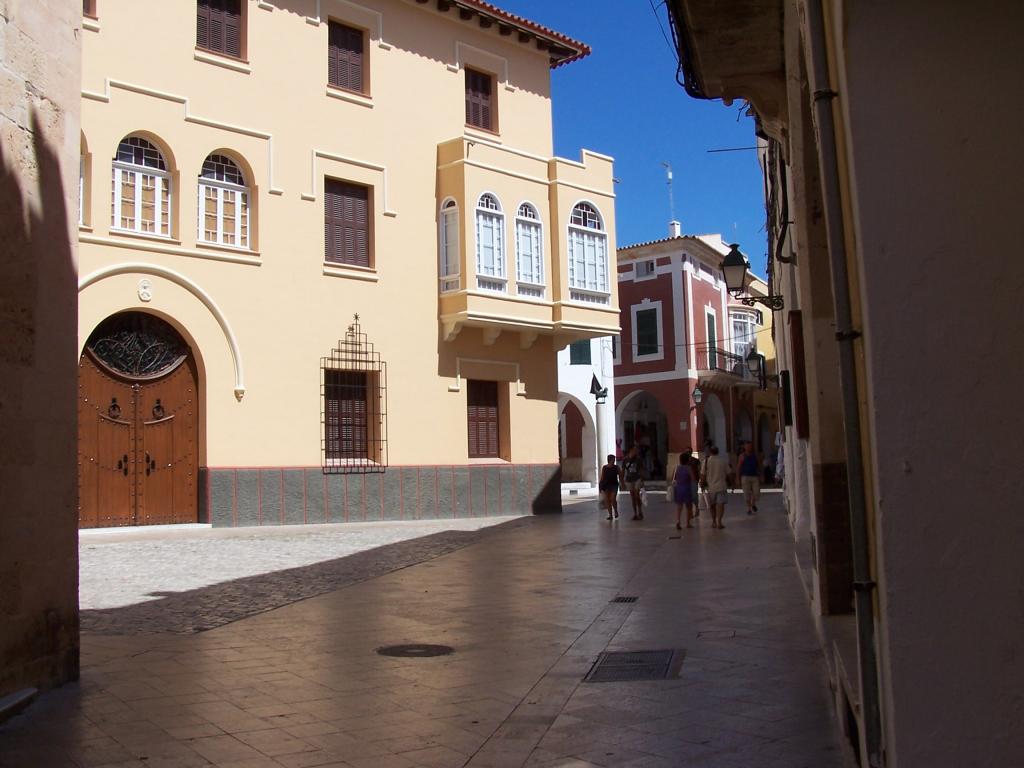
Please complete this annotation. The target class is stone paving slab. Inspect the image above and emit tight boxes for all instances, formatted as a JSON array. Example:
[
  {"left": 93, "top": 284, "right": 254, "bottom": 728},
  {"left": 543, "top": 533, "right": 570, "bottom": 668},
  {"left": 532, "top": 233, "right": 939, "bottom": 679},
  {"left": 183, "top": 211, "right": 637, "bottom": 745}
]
[{"left": 2, "top": 491, "right": 850, "bottom": 767}]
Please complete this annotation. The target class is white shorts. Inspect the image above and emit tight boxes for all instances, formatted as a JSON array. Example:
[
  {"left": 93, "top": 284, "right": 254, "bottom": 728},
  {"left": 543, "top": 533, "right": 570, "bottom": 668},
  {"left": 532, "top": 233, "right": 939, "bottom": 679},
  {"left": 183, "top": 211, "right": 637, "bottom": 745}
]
[{"left": 741, "top": 475, "right": 760, "bottom": 501}]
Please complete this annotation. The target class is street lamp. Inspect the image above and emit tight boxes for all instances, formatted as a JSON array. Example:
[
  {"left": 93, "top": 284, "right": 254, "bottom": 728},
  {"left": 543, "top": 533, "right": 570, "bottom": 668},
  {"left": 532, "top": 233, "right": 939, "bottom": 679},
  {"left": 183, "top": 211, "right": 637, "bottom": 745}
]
[
  {"left": 745, "top": 349, "right": 762, "bottom": 376},
  {"left": 721, "top": 243, "right": 785, "bottom": 310},
  {"left": 692, "top": 385, "right": 703, "bottom": 406},
  {"left": 590, "top": 374, "right": 608, "bottom": 405}
]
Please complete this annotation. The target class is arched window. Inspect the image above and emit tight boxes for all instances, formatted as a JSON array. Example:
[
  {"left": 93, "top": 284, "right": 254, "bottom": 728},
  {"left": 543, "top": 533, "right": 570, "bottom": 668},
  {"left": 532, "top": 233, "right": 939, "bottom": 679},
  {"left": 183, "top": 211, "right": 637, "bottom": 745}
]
[
  {"left": 567, "top": 202, "right": 608, "bottom": 301},
  {"left": 439, "top": 199, "right": 460, "bottom": 292},
  {"left": 515, "top": 202, "right": 543, "bottom": 297},
  {"left": 475, "top": 193, "right": 506, "bottom": 291},
  {"left": 112, "top": 136, "right": 171, "bottom": 236},
  {"left": 198, "top": 153, "right": 250, "bottom": 249}
]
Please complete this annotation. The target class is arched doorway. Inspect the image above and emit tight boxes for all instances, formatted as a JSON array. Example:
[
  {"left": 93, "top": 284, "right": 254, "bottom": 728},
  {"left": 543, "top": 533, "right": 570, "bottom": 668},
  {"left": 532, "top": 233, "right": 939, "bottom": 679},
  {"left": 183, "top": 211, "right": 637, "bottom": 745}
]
[
  {"left": 558, "top": 400, "right": 587, "bottom": 482},
  {"left": 617, "top": 390, "right": 669, "bottom": 480},
  {"left": 701, "top": 391, "right": 727, "bottom": 454},
  {"left": 735, "top": 408, "right": 753, "bottom": 447},
  {"left": 78, "top": 312, "right": 199, "bottom": 528},
  {"left": 558, "top": 393, "right": 597, "bottom": 484}
]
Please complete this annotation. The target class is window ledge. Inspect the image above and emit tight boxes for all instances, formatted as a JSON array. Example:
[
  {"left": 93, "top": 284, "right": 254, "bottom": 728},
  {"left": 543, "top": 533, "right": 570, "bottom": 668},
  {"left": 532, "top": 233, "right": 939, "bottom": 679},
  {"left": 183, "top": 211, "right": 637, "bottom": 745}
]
[
  {"left": 326, "top": 86, "right": 373, "bottom": 109},
  {"left": 109, "top": 228, "right": 179, "bottom": 245},
  {"left": 78, "top": 224, "right": 93, "bottom": 233},
  {"left": 196, "top": 241, "right": 259, "bottom": 259},
  {"left": 324, "top": 458, "right": 383, "bottom": 469},
  {"left": 323, "top": 261, "right": 379, "bottom": 282},
  {"left": 465, "top": 125, "right": 500, "bottom": 142},
  {"left": 83, "top": 17, "right": 100, "bottom": 32},
  {"left": 194, "top": 49, "right": 251, "bottom": 74},
  {"left": 468, "top": 457, "right": 511, "bottom": 465}
]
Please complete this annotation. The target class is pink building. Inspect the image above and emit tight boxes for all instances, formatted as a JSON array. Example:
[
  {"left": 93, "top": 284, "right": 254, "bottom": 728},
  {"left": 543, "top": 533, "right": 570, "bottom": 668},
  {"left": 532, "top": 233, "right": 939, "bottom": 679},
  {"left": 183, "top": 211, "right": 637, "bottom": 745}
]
[{"left": 613, "top": 225, "right": 777, "bottom": 480}]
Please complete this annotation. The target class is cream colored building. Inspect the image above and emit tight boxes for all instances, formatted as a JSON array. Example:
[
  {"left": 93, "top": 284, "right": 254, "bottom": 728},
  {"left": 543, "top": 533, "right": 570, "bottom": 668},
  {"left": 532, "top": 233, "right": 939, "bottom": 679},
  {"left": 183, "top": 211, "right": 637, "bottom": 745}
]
[{"left": 77, "top": 0, "right": 618, "bottom": 528}]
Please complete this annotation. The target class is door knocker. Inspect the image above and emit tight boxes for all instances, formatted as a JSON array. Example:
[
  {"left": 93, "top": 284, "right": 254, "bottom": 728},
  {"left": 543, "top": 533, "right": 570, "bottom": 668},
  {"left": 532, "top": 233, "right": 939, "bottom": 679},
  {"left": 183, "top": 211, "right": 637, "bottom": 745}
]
[
  {"left": 152, "top": 399, "right": 165, "bottom": 419},
  {"left": 107, "top": 397, "right": 121, "bottom": 419}
]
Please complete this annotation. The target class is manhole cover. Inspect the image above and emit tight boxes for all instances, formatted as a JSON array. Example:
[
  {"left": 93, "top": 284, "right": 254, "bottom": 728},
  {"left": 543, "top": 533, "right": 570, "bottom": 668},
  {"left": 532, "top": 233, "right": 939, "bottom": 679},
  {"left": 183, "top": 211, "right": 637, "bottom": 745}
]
[
  {"left": 377, "top": 644, "right": 454, "bottom": 658},
  {"left": 610, "top": 596, "right": 639, "bottom": 603},
  {"left": 584, "top": 649, "right": 683, "bottom": 683}
]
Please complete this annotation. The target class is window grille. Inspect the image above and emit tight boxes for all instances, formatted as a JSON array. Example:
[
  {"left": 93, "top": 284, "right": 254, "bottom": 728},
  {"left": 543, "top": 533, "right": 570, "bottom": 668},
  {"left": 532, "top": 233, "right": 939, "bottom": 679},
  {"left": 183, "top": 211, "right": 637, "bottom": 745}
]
[
  {"left": 198, "top": 154, "right": 249, "bottom": 248},
  {"left": 111, "top": 136, "right": 171, "bottom": 237},
  {"left": 321, "top": 316, "right": 387, "bottom": 474}
]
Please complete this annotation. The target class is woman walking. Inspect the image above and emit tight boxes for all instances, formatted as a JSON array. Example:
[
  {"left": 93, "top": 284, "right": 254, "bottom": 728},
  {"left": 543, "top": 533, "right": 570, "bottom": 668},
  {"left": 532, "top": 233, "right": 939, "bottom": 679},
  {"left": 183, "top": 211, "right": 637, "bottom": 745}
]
[
  {"left": 598, "top": 454, "right": 622, "bottom": 521},
  {"left": 671, "top": 452, "right": 696, "bottom": 530}
]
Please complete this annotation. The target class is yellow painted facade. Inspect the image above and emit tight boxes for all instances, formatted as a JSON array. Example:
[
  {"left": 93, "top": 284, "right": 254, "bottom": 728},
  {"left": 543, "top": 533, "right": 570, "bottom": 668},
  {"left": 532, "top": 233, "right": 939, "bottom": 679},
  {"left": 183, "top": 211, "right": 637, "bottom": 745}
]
[{"left": 77, "top": 0, "right": 617, "bottom": 523}]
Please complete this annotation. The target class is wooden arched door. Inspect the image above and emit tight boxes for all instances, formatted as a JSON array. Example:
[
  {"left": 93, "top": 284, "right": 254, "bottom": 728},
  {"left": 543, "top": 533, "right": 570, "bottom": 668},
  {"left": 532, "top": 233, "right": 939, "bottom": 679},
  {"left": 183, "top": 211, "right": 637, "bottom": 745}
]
[{"left": 78, "top": 312, "right": 199, "bottom": 528}]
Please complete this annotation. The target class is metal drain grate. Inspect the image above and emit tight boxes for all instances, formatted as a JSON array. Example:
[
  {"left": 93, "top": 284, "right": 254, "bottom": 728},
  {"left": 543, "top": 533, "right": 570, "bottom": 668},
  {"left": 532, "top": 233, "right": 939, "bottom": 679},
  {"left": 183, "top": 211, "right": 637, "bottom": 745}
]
[
  {"left": 376, "top": 644, "right": 453, "bottom": 658},
  {"left": 610, "top": 596, "right": 639, "bottom": 603},
  {"left": 584, "top": 649, "right": 683, "bottom": 683}
]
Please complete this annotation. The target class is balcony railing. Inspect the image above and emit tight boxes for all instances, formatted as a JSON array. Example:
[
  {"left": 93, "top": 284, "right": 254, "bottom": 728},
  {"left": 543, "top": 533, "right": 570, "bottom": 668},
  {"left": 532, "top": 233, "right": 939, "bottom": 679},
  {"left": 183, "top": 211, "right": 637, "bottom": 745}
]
[{"left": 694, "top": 344, "right": 754, "bottom": 381}]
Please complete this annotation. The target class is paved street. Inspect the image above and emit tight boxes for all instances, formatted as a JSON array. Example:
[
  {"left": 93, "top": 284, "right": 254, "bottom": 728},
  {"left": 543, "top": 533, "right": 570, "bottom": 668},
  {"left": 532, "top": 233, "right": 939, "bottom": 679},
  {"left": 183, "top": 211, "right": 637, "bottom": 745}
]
[
  {"left": 2, "top": 491, "right": 847, "bottom": 767},
  {"left": 79, "top": 518, "right": 516, "bottom": 633}
]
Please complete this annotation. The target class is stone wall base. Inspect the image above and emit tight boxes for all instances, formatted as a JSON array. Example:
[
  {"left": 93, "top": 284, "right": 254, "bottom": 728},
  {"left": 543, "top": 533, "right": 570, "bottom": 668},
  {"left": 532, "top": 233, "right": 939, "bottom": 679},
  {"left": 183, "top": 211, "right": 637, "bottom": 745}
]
[{"left": 200, "top": 464, "right": 561, "bottom": 526}]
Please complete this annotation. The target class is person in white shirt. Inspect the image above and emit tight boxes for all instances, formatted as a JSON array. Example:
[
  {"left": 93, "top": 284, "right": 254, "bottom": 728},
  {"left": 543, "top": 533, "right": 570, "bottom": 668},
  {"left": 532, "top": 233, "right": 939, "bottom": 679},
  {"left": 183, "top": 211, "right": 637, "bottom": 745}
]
[{"left": 701, "top": 445, "right": 731, "bottom": 529}]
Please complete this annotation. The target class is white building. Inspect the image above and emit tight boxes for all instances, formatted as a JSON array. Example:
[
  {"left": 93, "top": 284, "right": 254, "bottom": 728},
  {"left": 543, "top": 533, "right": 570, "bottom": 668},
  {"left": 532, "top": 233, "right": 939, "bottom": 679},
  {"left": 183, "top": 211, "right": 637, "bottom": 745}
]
[{"left": 557, "top": 337, "right": 617, "bottom": 492}]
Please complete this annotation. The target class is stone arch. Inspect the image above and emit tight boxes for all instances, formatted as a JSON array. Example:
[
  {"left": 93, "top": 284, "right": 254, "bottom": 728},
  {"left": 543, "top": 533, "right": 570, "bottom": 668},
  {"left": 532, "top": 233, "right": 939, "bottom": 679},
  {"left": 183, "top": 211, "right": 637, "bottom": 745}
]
[
  {"left": 615, "top": 388, "right": 669, "bottom": 480},
  {"left": 78, "top": 262, "right": 246, "bottom": 400}
]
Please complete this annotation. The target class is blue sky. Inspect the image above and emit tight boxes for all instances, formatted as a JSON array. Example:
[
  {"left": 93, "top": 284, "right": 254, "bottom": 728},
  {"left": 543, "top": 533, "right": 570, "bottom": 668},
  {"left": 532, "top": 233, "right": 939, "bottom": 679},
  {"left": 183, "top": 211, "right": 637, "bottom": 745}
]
[{"left": 497, "top": 0, "right": 767, "bottom": 277}]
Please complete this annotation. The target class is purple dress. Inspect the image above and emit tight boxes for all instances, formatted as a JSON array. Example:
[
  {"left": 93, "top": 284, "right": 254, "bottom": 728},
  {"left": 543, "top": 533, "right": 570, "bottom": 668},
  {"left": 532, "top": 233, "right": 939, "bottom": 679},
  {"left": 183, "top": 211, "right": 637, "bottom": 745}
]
[{"left": 673, "top": 464, "right": 694, "bottom": 505}]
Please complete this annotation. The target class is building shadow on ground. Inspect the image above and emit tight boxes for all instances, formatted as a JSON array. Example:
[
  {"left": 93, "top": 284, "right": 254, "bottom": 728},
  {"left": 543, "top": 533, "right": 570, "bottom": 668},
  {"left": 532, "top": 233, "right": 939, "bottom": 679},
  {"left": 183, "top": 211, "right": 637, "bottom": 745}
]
[{"left": 81, "top": 521, "right": 529, "bottom": 635}]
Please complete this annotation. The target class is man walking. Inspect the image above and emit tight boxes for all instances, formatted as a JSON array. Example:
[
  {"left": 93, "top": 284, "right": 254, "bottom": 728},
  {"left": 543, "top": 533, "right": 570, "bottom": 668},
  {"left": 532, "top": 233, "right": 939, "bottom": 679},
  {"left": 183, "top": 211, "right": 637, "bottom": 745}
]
[
  {"left": 739, "top": 441, "right": 761, "bottom": 515},
  {"left": 701, "top": 445, "right": 730, "bottom": 529}
]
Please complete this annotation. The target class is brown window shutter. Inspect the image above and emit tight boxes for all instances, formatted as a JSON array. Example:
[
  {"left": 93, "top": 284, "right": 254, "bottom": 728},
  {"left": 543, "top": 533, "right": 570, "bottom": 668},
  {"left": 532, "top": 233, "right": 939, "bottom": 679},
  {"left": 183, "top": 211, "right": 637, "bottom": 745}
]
[
  {"left": 465, "top": 69, "right": 492, "bottom": 130},
  {"left": 788, "top": 310, "right": 810, "bottom": 439},
  {"left": 198, "top": 0, "right": 241, "bottom": 57},
  {"left": 325, "top": 372, "right": 368, "bottom": 459},
  {"left": 467, "top": 380, "right": 499, "bottom": 458},
  {"left": 329, "top": 22, "right": 364, "bottom": 93},
  {"left": 224, "top": 1, "right": 241, "bottom": 57},
  {"left": 197, "top": 0, "right": 211, "bottom": 49},
  {"left": 325, "top": 179, "right": 369, "bottom": 267}
]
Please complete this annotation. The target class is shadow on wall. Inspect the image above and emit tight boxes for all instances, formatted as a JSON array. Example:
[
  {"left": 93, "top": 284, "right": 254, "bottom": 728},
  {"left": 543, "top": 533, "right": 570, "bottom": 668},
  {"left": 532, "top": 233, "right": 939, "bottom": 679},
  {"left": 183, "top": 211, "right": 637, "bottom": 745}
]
[{"left": 0, "top": 110, "right": 80, "bottom": 695}]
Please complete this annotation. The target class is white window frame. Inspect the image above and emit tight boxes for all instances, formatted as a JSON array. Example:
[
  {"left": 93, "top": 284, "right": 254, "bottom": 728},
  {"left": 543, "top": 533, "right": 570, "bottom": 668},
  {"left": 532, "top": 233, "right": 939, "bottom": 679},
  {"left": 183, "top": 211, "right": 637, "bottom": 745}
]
[
  {"left": 635, "top": 259, "right": 656, "bottom": 280},
  {"left": 474, "top": 192, "right": 506, "bottom": 292},
  {"left": 631, "top": 300, "right": 664, "bottom": 363},
  {"left": 111, "top": 149, "right": 171, "bottom": 238},
  {"left": 197, "top": 157, "right": 250, "bottom": 249},
  {"left": 439, "top": 198, "right": 460, "bottom": 292},
  {"left": 729, "top": 309, "right": 757, "bottom": 359},
  {"left": 567, "top": 201, "right": 609, "bottom": 303},
  {"left": 705, "top": 307, "right": 718, "bottom": 369},
  {"left": 514, "top": 201, "right": 544, "bottom": 298}
]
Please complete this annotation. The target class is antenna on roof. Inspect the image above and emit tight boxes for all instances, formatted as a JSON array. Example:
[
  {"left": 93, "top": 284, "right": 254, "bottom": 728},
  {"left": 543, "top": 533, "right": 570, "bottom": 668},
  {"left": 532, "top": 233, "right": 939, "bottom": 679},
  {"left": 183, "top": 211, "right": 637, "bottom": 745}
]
[{"left": 661, "top": 161, "right": 675, "bottom": 223}]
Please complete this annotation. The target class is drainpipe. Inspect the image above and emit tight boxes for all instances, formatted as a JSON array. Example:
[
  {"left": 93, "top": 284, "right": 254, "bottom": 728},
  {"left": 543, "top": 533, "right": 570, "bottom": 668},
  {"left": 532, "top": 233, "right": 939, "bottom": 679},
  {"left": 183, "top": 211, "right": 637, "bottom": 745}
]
[{"left": 804, "top": 1, "right": 883, "bottom": 765}]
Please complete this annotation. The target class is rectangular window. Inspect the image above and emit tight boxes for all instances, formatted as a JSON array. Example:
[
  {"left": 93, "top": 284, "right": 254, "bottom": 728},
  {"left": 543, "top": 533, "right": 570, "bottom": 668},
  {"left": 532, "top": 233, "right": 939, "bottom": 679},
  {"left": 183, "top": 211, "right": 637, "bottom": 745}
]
[
  {"left": 325, "top": 179, "right": 370, "bottom": 267},
  {"left": 636, "top": 260, "right": 655, "bottom": 277},
  {"left": 465, "top": 68, "right": 494, "bottom": 131},
  {"left": 83, "top": 0, "right": 97, "bottom": 17},
  {"left": 197, "top": 0, "right": 242, "bottom": 59},
  {"left": 325, "top": 371, "right": 368, "bottom": 460},
  {"left": 706, "top": 311, "right": 717, "bottom": 369},
  {"left": 467, "top": 380, "right": 499, "bottom": 458},
  {"left": 569, "top": 340, "right": 592, "bottom": 366},
  {"left": 328, "top": 21, "right": 365, "bottom": 94},
  {"left": 636, "top": 308, "right": 660, "bottom": 357}
]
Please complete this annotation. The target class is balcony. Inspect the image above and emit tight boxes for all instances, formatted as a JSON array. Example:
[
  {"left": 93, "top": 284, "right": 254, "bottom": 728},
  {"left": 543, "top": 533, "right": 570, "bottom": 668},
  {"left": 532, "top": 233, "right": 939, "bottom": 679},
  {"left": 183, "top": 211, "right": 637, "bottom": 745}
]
[
  {"left": 436, "top": 137, "right": 620, "bottom": 348},
  {"left": 694, "top": 344, "right": 757, "bottom": 387}
]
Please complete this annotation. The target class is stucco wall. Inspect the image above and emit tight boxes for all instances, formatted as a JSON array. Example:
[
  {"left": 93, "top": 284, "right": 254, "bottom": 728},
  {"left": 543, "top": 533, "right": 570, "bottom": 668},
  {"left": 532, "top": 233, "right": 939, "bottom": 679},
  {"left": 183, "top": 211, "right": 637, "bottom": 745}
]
[
  {"left": 833, "top": 1, "right": 1024, "bottom": 765},
  {"left": 77, "top": 0, "right": 615, "bottom": 497},
  {"left": 0, "top": 0, "right": 81, "bottom": 695}
]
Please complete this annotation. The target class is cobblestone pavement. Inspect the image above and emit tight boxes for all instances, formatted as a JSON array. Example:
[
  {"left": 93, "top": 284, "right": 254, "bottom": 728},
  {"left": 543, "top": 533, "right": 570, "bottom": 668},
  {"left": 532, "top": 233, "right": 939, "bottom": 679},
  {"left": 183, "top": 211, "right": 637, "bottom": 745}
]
[
  {"left": 80, "top": 518, "right": 522, "bottom": 634},
  {"left": 3, "top": 491, "right": 849, "bottom": 767}
]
